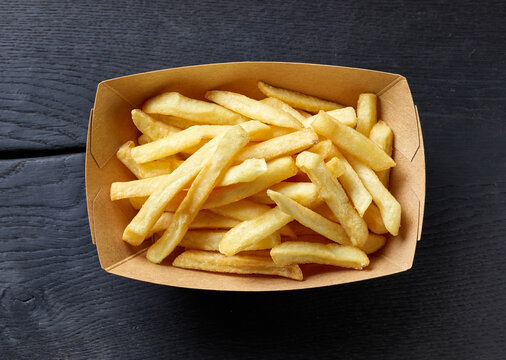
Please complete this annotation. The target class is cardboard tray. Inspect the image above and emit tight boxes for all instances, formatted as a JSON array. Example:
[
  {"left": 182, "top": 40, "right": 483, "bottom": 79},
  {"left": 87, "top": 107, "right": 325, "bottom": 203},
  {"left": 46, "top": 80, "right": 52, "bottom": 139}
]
[{"left": 85, "top": 62, "right": 425, "bottom": 291}]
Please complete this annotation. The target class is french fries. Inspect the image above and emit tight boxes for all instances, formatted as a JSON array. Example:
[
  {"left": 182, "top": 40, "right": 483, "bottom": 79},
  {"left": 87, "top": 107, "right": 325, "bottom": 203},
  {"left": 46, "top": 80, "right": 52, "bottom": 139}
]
[
  {"left": 248, "top": 182, "right": 321, "bottom": 207},
  {"left": 363, "top": 204, "right": 388, "bottom": 234},
  {"left": 369, "top": 120, "right": 393, "bottom": 187},
  {"left": 147, "top": 126, "right": 250, "bottom": 263},
  {"left": 356, "top": 93, "right": 377, "bottom": 136},
  {"left": 234, "top": 128, "right": 318, "bottom": 163},
  {"left": 143, "top": 92, "right": 245, "bottom": 125},
  {"left": 346, "top": 155, "right": 401, "bottom": 235},
  {"left": 304, "top": 107, "right": 357, "bottom": 128},
  {"left": 296, "top": 151, "right": 369, "bottom": 247},
  {"left": 271, "top": 242, "right": 369, "bottom": 270},
  {"left": 206, "top": 90, "right": 303, "bottom": 129},
  {"left": 147, "top": 211, "right": 240, "bottom": 237},
  {"left": 311, "top": 111, "right": 395, "bottom": 171},
  {"left": 260, "top": 97, "right": 307, "bottom": 123},
  {"left": 268, "top": 190, "right": 350, "bottom": 245},
  {"left": 179, "top": 230, "right": 281, "bottom": 251},
  {"left": 209, "top": 199, "right": 296, "bottom": 238},
  {"left": 328, "top": 146, "right": 372, "bottom": 216},
  {"left": 203, "top": 156, "right": 298, "bottom": 209},
  {"left": 111, "top": 81, "right": 403, "bottom": 281},
  {"left": 219, "top": 207, "right": 293, "bottom": 256},
  {"left": 122, "top": 130, "right": 233, "bottom": 245},
  {"left": 132, "top": 109, "right": 180, "bottom": 140},
  {"left": 258, "top": 81, "right": 344, "bottom": 112},
  {"left": 173, "top": 250, "right": 303, "bottom": 280}
]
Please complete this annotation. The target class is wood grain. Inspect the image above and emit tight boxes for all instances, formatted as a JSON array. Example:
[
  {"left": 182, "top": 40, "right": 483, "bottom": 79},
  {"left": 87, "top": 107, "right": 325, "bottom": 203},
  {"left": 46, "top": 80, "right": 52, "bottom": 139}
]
[{"left": 0, "top": 0, "right": 505, "bottom": 359}]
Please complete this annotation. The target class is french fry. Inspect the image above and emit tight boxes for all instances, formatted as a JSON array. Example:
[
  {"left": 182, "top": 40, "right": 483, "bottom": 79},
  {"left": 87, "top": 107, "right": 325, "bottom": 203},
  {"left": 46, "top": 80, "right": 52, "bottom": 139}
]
[
  {"left": 312, "top": 203, "right": 339, "bottom": 223},
  {"left": 179, "top": 230, "right": 281, "bottom": 251},
  {"left": 307, "top": 139, "right": 333, "bottom": 159},
  {"left": 218, "top": 158, "right": 267, "bottom": 186},
  {"left": 219, "top": 207, "right": 294, "bottom": 256},
  {"left": 346, "top": 155, "right": 401, "bottom": 235},
  {"left": 131, "top": 121, "right": 271, "bottom": 163},
  {"left": 325, "top": 157, "right": 346, "bottom": 178},
  {"left": 269, "top": 125, "right": 296, "bottom": 137},
  {"left": 203, "top": 156, "right": 298, "bottom": 209},
  {"left": 122, "top": 130, "right": 232, "bottom": 245},
  {"left": 140, "top": 158, "right": 184, "bottom": 178},
  {"left": 173, "top": 250, "right": 303, "bottom": 280},
  {"left": 143, "top": 92, "right": 245, "bottom": 125},
  {"left": 116, "top": 141, "right": 144, "bottom": 179},
  {"left": 132, "top": 109, "right": 180, "bottom": 140},
  {"left": 268, "top": 190, "right": 350, "bottom": 245},
  {"left": 234, "top": 128, "right": 318, "bottom": 163},
  {"left": 137, "top": 134, "right": 151, "bottom": 145},
  {"left": 128, "top": 193, "right": 185, "bottom": 212},
  {"left": 131, "top": 127, "right": 206, "bottom": 163},
  {"left": 304, "top": 107, "right": 357, "bottom": 128},
  {"left": 369, "top": 120, "right": 394, "bottom": 187},
  {"left": 249, "top": 182, "right": 321, "bottom": 208},
  {"left": 356, "top": 93, "right": 377, "bottom": 136},
  {"left": 296, "top": 151, "right": 369, "bottom": 247},
  {"left": 270, "top": 242, "right": 369, "bottom": 269},
  {"left": 258, "top": 81, "right": 344, "bottom": 113},
  {"left": 363, "top": 204, "right": 388, "bottom": 234},
  {"left": 260, "top": 97, "right": 307, "bottom": 123},
  {"left": 296, "top": 109, "right": 312, "bottom": 118},
  {"left": 209, "top": 199, "right": 296, "bottom": 238},
  {"left": 329, "top": 146, "right": 372, "bottom": 216},
  {"left": 311, "top": 111, "right": 395, "bottom": 171},
  {"left": 147, "top": 211, "right": 240, "bottom": 237},
  {"left": 205, "top": 90, "right": 303, "bottom": 129},
  {"left": 147, "top": 126, "right": 250, "bottom": 263},
  {"left": 361, "top": 233, "right": 386, "bottom": 255},
  {"left": 150, "top": 114, "right": 200, "bottom": 129}
]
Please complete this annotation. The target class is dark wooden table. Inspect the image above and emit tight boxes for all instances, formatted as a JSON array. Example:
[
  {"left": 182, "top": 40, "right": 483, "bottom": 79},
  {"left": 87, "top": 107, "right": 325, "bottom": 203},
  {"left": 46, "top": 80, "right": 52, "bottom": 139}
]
[{"left": 1, "top": 1, "right": 505, "bottom": 359}]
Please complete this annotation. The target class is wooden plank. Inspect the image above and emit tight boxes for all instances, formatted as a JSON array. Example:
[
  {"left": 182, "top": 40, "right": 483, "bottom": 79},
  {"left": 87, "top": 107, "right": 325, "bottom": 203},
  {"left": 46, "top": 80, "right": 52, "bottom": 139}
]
[
  {"left": 0, "top": 0, "right": 505, "bottom": 153},
  {"left": 0, "top": 157, "right": 505, "bottom": 358}
]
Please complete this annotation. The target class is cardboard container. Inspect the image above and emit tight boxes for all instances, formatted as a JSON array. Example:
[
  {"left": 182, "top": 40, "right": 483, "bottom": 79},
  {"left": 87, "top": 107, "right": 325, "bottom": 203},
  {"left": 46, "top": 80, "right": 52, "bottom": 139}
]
[{"left": 86, "top": 62, "right": 425, "bottom": 291}]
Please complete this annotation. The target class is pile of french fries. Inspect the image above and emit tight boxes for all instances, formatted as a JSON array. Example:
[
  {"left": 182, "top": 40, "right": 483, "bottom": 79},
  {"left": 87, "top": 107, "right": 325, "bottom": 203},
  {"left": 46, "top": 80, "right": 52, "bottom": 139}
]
[{"left": 110, "top": 81, "right": 400, "bottom": 281}]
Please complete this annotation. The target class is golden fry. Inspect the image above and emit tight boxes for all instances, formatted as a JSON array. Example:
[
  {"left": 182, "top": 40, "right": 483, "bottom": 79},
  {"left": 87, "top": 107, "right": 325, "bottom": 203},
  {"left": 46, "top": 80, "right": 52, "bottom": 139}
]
[
  {"left": 369, "top": 120, "right": 394, "bottom": 187},
  {"left": 205, "top": 90, "right": 303, "bottom": 129},
  {"left": 271, "top": 241, "right": 369, "bottom": 269},
  {"left": 209, "top": 199, "right": 296, "bottom": 238},
  {"left": 132, "top": 109, "right": 180, "bottom": 140},
  {"left": 258, "top": 81, "right": 344, "bottom": 113},
  {"left": 268, "top": 190, "right": 350, "bottom": 245},
  {"left": 307, "top": 139, "right": 333, "bottom": 159},
  {"left": 296, "top": 151, "right": 369, "bottom": 247},
  {"left": 147, "top": 126, "right": 250, "bottom": 263},
  {"left": 346, "top": 155, "right": 401, "bottom": 235},
  {"left": 311, "top": 111, "right": 395, "bottom": 171},
  {"left": 356, "top": 93, "right": 377, "bottom": 136},
  {"left": 137, "top": 134, "right": 151, "bottom": 145},
  {"left": 122, "top": 130, "right": 232, "bottom": 245},
  {"left": 143, "top": 91, "right": 245, "bottom": 124},
  {"left": 219, "top": 207, "right": 293, "bottom": 256},
  {"left": 203, "top": 156, "right": 298, "bottom": 209},
  {"left": 179, "top": 230, "right": 280, "bottom": 251},
  {"left": 218, "top": 158, "right": 267, "bottom": 186},
  {"left": 304, "top": 107, "right": 357, "bottom": 128},
  {"left": 260, "top": 97, "right": 307, "bottom": 123},
  {"left": 361, "top": 233, "right": 387, "bottom": 255},
  {"left": 173, "top": 250, "right": 303, "bottom": 280},
  {"left": 325, "top": 157, "right": 346, "bottom": 178},
  {"left": 363, "top": 204, "right": 388, "bottom": 234},
  {"left": 234, "top": 128, "right": 318, "bottom": 163},
  {"left": 249, "top": 182, "right": 321, "bottom": 208},
  {"left": 328, "top": 146, "right": 372, "bottom": 216}
]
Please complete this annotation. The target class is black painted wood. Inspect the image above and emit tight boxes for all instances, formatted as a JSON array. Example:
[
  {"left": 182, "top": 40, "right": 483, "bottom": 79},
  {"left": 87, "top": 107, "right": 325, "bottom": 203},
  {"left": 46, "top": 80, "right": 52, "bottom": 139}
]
[{"left": 0, "top": 1, "right": 505, "bottom": 359}]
